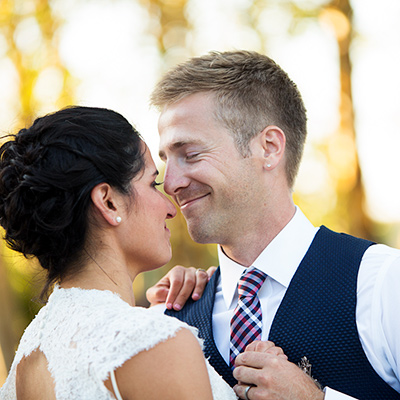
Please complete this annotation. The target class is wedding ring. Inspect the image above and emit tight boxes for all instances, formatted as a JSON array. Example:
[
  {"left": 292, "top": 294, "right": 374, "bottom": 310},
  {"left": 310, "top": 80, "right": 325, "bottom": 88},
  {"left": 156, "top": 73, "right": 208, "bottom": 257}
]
[
  {"left": 196, "top": 268, "right": 207, "bottom": 274},
  {"left": 244, "top": 385, "right": 253, "bottom": 400}
]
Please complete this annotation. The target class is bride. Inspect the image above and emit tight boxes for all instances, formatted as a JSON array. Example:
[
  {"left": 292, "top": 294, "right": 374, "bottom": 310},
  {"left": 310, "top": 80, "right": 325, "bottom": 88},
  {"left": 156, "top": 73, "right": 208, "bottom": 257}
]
[{"left": 0, "top": 106, "right": 237, "bottom": 399}]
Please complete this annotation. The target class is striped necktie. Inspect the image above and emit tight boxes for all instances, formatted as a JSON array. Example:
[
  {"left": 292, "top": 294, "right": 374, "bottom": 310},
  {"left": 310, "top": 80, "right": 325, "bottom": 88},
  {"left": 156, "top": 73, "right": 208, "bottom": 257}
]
[{"left": 229, "top": 267, "right": 267, "bottom": 369}]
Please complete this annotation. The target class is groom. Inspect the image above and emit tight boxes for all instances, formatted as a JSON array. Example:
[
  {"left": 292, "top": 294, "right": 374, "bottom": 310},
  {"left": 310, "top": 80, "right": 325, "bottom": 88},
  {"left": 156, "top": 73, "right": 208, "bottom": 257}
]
[{"left": 148, "top": 50, "right": 400, "bottom": 400}]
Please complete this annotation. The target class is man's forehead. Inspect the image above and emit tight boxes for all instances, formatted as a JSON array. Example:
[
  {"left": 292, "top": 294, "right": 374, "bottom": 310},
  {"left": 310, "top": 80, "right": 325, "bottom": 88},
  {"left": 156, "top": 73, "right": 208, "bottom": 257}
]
[{"left": 158, "top": 92, "right": 215, "bottom": 127}]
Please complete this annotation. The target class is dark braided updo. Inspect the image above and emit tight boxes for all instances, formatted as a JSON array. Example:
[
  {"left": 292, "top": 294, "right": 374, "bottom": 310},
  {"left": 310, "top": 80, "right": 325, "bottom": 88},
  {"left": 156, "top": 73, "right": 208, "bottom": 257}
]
[{"left": 0, "top": 106, "right": 145, "bottom": 297}]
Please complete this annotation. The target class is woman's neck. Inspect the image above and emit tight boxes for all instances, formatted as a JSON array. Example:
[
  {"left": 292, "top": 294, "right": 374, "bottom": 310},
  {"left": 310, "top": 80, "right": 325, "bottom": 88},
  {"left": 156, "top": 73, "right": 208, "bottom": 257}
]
[{"left": 59, "top": 252, "right": 137, "bottom": 306}]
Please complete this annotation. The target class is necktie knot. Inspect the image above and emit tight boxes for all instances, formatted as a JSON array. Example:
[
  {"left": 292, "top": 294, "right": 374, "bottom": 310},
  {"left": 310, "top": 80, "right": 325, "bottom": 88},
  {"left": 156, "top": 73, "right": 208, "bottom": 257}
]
[{"left": 238, "top": 268, "right": 267, "bottom": 298}]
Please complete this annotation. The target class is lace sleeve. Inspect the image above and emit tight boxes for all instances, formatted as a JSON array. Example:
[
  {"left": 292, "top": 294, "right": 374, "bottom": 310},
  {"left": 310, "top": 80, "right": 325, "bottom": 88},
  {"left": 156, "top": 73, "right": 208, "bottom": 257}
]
[
  {"left": 0, "top": 288, "right": 237, "bottom": 400},
  {"left": 81, "top": 302, "right": 201, "bottom": 381},
  {"left": 98, "top": 305, "right": 237, "bottom": 400}
]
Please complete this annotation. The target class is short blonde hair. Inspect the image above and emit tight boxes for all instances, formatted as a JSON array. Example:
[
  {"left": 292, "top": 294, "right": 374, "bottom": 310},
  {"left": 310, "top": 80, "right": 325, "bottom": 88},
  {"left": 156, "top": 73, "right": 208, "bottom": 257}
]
[{"left": 151, "top": 50, "right": 307, "bottom": 188}]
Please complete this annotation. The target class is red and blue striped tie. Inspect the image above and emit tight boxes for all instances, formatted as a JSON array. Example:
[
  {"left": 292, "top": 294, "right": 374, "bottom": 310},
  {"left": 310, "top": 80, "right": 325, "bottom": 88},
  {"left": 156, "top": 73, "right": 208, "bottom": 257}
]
[{"left": 230, "top": 268, "right": 267, "bottom": 369}]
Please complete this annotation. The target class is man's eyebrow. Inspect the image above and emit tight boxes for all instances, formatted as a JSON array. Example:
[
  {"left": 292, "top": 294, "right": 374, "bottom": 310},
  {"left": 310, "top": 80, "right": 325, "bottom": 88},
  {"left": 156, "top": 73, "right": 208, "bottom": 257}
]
[{"left": 159, "top": 140, "right": 203, "bottom": 159}]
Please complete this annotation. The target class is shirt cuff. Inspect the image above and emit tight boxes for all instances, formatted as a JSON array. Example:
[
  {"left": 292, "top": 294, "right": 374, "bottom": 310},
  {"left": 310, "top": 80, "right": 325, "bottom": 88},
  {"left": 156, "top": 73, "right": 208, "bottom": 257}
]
[{"left": 323, "top": 387, "right": 358, "bottom": 400}]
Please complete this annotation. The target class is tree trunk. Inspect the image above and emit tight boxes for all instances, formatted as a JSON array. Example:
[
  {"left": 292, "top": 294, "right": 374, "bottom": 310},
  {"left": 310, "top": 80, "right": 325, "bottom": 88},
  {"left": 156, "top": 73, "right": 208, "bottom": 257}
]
[{"left": 327, "top": 0, "right": 373, "bottom": 239}]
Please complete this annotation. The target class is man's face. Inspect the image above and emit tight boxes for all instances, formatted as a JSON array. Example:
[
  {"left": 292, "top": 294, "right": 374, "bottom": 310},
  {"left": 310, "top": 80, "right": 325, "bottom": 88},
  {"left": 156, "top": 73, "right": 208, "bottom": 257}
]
[{"left": 158, "top": 92, "right": 261, "bottom": 246}]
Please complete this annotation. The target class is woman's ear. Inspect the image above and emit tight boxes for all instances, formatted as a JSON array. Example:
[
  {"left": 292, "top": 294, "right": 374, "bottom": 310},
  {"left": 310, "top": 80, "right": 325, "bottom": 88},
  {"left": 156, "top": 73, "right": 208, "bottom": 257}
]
[
  {"left": 258, "top": 125, "right": 286, "bottom": 170},
  {"left": 90, "top": 183, "right": 122, "bottom": 226}
]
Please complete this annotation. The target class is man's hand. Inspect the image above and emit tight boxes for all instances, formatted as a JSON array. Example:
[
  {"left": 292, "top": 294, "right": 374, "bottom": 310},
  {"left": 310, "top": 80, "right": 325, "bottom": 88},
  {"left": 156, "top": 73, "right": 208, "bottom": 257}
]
[
  {"left": 233, "top": 347, "right": 324, "bottom": 400},
  {"left": 146, "top": 265, "right": 216, "bottom": 310}
]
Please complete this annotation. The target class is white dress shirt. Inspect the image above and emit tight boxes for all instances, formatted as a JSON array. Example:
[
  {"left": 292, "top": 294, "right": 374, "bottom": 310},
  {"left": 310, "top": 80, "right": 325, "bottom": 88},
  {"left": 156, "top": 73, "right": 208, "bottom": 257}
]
[{"left": 213, "top": 207, "right": 400, "bottom": 399}]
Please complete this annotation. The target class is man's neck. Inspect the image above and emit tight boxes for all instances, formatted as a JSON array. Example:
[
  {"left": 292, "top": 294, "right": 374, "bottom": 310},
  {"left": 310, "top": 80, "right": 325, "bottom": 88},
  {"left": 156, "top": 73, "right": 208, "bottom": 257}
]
[{"left": 221, "top": 204, "right": 296, "bottom": 267}]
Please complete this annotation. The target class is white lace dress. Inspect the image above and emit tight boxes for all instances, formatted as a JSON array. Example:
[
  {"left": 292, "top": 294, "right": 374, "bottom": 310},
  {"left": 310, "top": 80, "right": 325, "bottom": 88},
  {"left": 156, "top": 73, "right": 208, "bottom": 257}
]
[{"left": 0, "top": 286, "right": 237, "bottom": 400}]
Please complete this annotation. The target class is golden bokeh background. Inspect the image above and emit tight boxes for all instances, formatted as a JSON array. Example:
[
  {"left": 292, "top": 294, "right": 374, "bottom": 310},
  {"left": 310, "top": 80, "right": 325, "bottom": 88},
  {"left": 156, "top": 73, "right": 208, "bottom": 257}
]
[{"left": 1, "top": 0, "right": 400, "bottom": 384}]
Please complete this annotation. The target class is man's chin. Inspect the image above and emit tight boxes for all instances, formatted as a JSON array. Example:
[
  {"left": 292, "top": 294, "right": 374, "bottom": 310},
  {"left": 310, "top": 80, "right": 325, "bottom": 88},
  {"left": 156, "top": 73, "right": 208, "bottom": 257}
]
[{"left": 187, "top": 223, "right": 216, "bottom": 244}]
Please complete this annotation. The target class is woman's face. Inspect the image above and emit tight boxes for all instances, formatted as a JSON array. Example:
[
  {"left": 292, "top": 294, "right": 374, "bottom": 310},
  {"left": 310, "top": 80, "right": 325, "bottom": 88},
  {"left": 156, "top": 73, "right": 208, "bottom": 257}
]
[{"left": 119, "top": 146, "right": 177, "bottom": 273}]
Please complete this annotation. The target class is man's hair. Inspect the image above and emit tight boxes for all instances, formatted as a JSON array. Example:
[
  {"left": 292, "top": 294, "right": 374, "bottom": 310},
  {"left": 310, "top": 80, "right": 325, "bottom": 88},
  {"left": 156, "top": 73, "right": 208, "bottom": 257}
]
[{"left": 151, "top": 50, "right": 307, "bottom": 188}]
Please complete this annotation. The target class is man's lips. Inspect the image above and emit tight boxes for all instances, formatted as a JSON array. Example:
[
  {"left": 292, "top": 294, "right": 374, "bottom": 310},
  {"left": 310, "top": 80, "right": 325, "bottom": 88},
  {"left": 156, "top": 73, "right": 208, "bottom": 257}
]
[{"left": 178, "top": 194, "right": 209, "bottom": 209}]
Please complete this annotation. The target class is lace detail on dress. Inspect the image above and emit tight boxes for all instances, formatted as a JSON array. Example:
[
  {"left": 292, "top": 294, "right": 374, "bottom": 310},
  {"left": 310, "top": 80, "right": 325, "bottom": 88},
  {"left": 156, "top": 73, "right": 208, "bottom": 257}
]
[{"left": 0, "top": 286, "right": 236, "bottom": 400}]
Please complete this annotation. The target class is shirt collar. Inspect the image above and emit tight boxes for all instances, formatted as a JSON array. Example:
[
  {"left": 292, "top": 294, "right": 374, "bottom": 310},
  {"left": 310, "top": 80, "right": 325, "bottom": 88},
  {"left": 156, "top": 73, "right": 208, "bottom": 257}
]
[{"left": 218, "top": 207, "right": 319, "bottom": 309}]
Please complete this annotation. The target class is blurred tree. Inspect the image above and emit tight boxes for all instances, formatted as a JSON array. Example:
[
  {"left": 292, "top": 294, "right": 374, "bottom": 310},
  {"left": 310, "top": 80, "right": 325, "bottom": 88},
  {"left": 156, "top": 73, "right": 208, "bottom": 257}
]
[
  {"left": 138, "top": 0, "right": 193, "bottom": 69},
  {"left": 0, "top": 0, "right": 76, "bottom": 378},
  {"left": 288, "top": 0, "right": 374, "bottom": 240},
  {"left": 244, "top": 0, "right": 373, "bottom": 240},
  {"left": 0, "top": 0, "right": 76, "bottom": 125},
  {"left": 0, "top": 256, "right": 18, "bottom": 382},
  {"left": 320, "top": 0, "right": 373, "bottom": 239}
]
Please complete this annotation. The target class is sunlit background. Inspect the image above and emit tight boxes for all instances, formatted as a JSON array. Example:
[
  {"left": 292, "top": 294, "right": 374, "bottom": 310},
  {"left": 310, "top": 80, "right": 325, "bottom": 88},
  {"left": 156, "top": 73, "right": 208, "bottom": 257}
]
[{"left": 1, "top": 0, "right": 400, "bottom": 384}]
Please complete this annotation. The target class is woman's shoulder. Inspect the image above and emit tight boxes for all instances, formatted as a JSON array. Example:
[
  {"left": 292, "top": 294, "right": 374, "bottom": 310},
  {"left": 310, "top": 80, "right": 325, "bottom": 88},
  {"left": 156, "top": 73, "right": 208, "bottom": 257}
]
[
  {"left": 52, "top": 286, "right": 195, "bottom": 333},
  {"left": 48, "top": 286, "right": 195, "bottom": 333},
  {"left": 45, "top": 287, "right": 200, "bottom": 378}
]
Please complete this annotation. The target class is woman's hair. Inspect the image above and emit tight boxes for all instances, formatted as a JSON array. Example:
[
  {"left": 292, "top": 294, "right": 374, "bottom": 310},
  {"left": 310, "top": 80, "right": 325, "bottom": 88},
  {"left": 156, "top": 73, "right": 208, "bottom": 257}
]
[{"left": 0, "top": 106, "right": 145, "bottom": 298}]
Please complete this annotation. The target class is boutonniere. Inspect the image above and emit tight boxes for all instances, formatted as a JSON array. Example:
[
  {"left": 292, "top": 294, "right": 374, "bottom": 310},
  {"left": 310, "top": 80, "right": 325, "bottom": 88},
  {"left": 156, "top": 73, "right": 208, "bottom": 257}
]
[
  {"left": 298, "top": 356, "right": 322, "bottom": 389},
  {"left": 298, "top": 356, "right": 312, "bottom": 375}
]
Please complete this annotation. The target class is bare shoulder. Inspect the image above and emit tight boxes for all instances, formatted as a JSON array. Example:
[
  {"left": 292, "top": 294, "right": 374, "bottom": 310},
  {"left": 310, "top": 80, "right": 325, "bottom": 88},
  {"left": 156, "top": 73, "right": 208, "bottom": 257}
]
[
  {"left": 16, "top": 349, "right": 56, "bottom": 400},
  {"left": 111, "top": 327, "right": 213, "bottom": 400}
]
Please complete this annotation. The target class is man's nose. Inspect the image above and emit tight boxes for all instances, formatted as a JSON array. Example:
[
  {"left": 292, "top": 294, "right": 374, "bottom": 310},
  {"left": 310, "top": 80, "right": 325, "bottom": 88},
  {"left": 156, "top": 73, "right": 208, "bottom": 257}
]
[{"left": 163, "top": 162, "right": 190, "bottom": 196}]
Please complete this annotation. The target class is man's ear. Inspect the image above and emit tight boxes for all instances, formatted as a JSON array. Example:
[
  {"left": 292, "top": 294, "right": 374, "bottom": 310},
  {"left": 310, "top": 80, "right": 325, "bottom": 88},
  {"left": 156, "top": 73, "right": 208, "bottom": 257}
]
[
  {"left": 90, "top": 183, "right": 121, "bottom": 226},
  {"left": 258, "top": 125, "right": 286, "bottom": 170}
]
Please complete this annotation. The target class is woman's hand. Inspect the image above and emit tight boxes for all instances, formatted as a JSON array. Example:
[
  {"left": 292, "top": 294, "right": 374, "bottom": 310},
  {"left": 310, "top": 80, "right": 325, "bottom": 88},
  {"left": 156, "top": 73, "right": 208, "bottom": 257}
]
[
  {"left": 146, "top": 265, "right": 216, "bottom": 310},
  {"left": 243, "top": 341, "right": 288, "bottom": 359}
]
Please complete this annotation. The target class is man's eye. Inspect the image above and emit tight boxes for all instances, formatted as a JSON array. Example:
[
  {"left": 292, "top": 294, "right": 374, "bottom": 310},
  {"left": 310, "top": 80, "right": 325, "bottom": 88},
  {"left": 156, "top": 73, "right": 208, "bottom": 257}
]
[{"left": 186, "top": 153, "right": 199, "bottom": 160}]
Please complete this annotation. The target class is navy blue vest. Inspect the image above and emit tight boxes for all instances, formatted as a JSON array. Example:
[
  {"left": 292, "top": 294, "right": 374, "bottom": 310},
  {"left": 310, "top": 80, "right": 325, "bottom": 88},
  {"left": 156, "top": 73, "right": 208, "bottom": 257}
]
[{"left": 166, "top": 226, "right": 400, "bottom": 399}]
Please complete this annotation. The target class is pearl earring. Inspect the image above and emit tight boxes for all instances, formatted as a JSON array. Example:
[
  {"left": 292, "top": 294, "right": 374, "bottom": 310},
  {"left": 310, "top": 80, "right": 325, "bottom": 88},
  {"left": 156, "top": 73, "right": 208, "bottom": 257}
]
[
  {"left": 267, "top": 164, "right": 272, "bottom": 168},
  {"left": 116, "top": 216, "right": 122, "bottom": 223}
]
